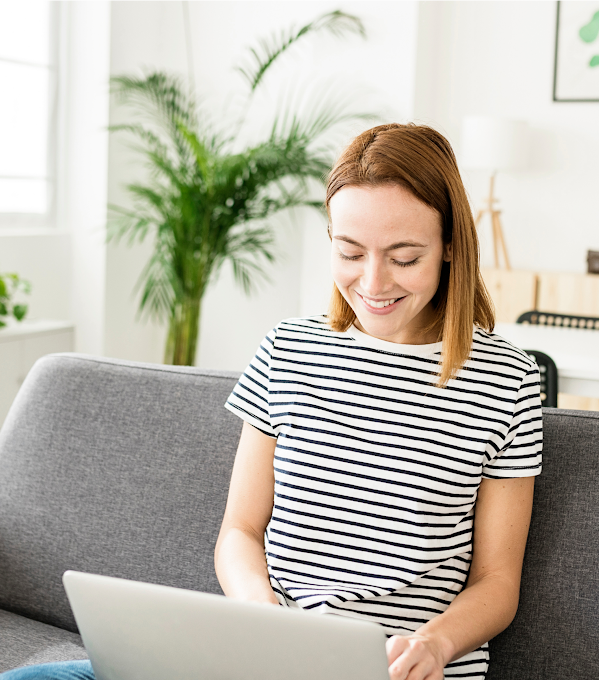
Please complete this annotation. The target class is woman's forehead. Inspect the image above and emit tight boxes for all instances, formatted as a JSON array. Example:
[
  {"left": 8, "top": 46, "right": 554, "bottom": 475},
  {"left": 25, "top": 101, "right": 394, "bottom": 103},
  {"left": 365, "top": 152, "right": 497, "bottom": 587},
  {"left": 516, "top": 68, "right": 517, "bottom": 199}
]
[{"left": 329, "top": 185, "right": 442, "bottom": 242}]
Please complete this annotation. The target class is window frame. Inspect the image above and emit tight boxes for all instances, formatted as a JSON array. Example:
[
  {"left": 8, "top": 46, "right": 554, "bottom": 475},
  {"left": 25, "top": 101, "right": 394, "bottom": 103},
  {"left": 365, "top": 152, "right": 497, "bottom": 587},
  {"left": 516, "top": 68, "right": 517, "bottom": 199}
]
[{"left": 0, "top": 1, "right": 60, "bottom": 230}]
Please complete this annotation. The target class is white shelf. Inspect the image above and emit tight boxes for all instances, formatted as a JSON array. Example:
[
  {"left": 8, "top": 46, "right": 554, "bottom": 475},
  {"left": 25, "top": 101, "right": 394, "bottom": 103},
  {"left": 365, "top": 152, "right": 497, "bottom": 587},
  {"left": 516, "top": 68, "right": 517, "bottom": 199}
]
[{"left": 0, "top": 318, "right": 75, "bottom": 342}]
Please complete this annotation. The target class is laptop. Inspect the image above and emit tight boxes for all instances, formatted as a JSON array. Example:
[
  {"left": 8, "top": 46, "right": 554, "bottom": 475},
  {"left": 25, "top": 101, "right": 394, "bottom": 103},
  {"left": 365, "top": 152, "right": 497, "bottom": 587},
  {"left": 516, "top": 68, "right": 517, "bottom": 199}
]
[{"left": 63, "top": 570, "right": 390, "bottom": 680}]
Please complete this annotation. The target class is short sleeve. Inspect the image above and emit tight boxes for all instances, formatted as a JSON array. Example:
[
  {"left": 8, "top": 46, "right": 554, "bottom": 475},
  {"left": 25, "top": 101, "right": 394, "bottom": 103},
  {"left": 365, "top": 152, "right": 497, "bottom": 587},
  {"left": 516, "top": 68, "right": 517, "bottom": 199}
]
[
  {"left": 482, "top": 365, "right": 543, "bottom": 479},
  {"left": 224, "top": 327, "right": 277, "bottom": 438}
]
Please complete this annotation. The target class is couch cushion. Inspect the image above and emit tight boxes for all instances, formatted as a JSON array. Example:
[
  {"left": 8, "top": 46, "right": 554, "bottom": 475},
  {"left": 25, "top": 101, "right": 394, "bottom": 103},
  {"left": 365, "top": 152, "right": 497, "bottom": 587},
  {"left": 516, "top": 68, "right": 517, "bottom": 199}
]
[
  {"left": 0, "top": 354, "right": 241, "bottom": 633},
  {"left": 0, "top": 609, "right": 87, "bottom": 672},
  {"left": 487, "top": 408, "right": 599, "bottom": 680}
]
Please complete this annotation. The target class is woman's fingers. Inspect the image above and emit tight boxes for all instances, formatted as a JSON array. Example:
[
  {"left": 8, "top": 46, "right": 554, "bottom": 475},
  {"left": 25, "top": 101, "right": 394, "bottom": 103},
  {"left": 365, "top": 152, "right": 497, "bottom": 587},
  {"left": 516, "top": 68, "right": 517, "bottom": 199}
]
[
  {"left": 386, "top": 635, "right": 444, "bottom": 680},
  {"left": 386, "top": 634, "right": 410, "bottom": 660}
]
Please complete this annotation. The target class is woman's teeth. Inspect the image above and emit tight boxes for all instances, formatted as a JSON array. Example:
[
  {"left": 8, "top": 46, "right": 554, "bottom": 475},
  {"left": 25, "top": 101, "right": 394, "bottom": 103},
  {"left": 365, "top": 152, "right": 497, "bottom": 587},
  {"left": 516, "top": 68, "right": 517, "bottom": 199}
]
[{"left": 364, "top": 297, "right": 399, "bottom": 308}]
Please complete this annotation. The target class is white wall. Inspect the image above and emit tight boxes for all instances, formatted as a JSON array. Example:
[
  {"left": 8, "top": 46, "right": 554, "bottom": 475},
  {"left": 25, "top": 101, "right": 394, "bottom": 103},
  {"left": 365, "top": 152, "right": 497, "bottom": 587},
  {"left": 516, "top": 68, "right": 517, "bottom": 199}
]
[
  {"left": 63, "top": 1, "right": 111, "bottom": 356},
  {"left": 414, "top": 1, "right": 599, "bottom": 273},
  {"left": 106, "top": 0, "right": 420, "bottom": 370}
]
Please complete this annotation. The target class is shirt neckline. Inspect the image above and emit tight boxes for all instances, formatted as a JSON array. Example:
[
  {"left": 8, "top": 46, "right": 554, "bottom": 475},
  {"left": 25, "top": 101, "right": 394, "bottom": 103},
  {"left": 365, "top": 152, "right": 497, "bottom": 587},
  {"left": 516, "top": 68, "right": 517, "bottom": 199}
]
[{"left": 347, "top": 324, "right": 443, "bottom": 357}]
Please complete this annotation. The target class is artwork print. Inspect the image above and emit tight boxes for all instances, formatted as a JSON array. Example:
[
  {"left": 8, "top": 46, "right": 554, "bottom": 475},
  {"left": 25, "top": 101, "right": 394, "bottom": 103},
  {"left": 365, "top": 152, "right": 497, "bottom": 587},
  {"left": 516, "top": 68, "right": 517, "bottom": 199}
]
[{"left": 554, "top": 1, "right": 599, "bottom": 101}]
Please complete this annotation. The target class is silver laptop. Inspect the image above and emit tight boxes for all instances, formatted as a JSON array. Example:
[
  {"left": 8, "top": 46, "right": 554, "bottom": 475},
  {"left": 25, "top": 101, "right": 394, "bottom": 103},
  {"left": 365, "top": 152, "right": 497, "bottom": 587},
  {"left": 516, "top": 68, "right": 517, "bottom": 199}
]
[{"left": 63, "top": 570, "right": 389, "bottom": 680}]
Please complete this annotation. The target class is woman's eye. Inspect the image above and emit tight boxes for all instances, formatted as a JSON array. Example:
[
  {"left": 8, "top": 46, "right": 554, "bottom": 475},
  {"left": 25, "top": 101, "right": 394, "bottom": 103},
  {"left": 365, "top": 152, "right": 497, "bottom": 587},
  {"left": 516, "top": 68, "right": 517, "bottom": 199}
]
[
  {"left": 338, "top": 253, "right": 419, "bottom": 266},
  {"left": 392, "top": 258, "right": 419, "bottom": 267}
]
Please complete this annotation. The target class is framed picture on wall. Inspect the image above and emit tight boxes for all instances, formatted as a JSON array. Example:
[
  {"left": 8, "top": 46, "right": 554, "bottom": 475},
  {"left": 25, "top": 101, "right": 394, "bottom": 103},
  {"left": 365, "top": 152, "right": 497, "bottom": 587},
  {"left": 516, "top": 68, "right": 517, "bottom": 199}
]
[{"left": 554, "top": 0, "right": 599, "bottom": 101}]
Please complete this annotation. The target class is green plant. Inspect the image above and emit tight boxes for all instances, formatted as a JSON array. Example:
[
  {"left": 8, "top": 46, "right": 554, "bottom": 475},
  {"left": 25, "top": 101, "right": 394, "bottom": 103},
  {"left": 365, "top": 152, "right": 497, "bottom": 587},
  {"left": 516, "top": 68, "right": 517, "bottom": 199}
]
[
  {"left": 0, "top": 273, "right": 30, "bottom": 327},
  {"left": 109, "top": 10, "right": 374, "bottom": 366}
]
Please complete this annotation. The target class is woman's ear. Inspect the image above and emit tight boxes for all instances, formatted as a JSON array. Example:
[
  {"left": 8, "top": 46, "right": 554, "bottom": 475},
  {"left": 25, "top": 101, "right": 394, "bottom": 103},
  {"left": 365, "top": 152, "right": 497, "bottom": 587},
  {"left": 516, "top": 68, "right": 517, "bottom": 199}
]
[{"left": 443, "top": 242, "right": 452, "bottom": 262}]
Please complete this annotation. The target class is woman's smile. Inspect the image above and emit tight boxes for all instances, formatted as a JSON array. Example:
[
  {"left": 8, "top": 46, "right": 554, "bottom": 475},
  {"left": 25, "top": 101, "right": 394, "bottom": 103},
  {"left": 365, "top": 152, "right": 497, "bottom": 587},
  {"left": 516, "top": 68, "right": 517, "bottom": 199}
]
[{"left": 356, "top": 292, "right": 406, "bottom": 314}]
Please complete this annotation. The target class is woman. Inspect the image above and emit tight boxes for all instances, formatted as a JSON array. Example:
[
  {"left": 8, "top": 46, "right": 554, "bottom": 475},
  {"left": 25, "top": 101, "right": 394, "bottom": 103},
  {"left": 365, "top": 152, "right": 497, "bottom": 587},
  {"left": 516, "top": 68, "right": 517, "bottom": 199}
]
[
  {"left": 0, "top": 123, "right": 542, "bottom": 680},
  {"left": 216, "top": 123, "right": 542, "bottom": 680}
]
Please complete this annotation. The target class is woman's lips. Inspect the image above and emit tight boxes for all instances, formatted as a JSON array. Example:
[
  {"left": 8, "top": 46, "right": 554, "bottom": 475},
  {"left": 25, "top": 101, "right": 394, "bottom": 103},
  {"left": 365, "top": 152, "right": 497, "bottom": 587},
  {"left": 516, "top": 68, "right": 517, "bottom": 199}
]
[{"left": 357, "top": 292, "right": 406, "bottom": 315}]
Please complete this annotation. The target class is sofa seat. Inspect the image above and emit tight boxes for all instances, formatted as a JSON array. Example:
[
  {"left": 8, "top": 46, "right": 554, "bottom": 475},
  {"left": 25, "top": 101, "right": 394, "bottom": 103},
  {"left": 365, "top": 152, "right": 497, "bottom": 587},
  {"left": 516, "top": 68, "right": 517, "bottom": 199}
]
[{"left": 0, "top": 609, "right": 87, "bottom": 673}]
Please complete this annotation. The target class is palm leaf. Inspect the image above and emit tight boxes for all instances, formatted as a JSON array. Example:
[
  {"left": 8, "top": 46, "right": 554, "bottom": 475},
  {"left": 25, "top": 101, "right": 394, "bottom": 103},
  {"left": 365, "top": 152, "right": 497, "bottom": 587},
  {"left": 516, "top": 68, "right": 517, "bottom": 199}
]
[
  {"left": 110, "top": 73, "right": 201, "bottom": 168},
  {"left": 235, "top": 10, "right": 366, "bottom": 92},
  {"left": 109, "top": 123, "right": 190, "bottom": 186},
  {"left": 107, "top": 204, "right": 157, "bottom": 245},
  {"left": 176, "top": 123, "right": 211, "bottom": 182},
  {"left": 111, "top": 72, "right": 197, "bottom": 130},
  {"left": 269, "top": 78, "right": 378, "bottom": 148},
  {"left": 135, "top": 248, "right": 176, "bottom": 322}
]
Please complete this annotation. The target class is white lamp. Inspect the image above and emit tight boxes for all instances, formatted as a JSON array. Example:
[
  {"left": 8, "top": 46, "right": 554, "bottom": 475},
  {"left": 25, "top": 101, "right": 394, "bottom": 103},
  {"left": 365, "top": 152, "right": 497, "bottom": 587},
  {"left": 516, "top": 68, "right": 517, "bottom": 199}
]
[{"left": 461, "top": 116, "right": 529, "bottom": 270}]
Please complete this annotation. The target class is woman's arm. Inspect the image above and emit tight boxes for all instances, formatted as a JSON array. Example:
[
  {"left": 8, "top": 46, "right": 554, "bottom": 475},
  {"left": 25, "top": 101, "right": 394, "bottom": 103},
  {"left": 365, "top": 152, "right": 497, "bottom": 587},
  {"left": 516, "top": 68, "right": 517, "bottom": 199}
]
[
  {"left": 214, "top": 421, "right": 279, "bottom": 605},
  {"left": 386, "top": 475, "right": 535, "bottom": 680}
]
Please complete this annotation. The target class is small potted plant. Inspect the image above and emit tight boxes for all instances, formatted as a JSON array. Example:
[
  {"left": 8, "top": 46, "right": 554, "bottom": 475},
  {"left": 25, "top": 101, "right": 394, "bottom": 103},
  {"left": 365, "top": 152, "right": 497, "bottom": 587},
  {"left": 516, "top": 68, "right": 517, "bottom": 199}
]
[{"left": 0, "top": 273, "right": 30, "bottom": 328}]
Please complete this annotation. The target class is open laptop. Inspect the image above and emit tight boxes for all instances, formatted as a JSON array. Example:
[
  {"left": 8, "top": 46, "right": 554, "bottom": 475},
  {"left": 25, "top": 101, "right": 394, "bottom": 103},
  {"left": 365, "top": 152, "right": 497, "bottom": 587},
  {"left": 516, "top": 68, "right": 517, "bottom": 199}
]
[{"left": 63, "top": 570, "right": 390, "bottom": 680}]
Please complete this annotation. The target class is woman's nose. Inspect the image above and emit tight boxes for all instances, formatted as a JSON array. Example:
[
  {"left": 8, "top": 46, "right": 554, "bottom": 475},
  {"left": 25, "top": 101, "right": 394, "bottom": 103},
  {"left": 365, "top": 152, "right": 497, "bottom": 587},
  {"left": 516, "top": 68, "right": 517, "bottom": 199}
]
[{"left": 361, "top": 257, "right": 393, "bottom": 295}]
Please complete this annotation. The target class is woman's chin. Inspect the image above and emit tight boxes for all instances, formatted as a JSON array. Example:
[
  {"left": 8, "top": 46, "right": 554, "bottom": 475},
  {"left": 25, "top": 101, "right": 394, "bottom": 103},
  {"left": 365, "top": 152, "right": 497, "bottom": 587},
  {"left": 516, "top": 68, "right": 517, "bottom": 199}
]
[{"left": 354, "top": 316, "right": 405, "bottom": 342}]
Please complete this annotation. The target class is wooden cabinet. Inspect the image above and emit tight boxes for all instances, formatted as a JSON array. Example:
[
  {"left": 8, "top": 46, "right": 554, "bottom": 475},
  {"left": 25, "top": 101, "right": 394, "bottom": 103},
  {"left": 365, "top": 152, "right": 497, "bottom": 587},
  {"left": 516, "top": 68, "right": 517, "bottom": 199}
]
[
  {"left": 537, "top": 272, "right": 599, "bottom": 316},
  {"left": 0, "top": 320, "right": 75, "bottom": 426},
  {"left": 481, "top": 268, "right": 538, "bottom": 324}
]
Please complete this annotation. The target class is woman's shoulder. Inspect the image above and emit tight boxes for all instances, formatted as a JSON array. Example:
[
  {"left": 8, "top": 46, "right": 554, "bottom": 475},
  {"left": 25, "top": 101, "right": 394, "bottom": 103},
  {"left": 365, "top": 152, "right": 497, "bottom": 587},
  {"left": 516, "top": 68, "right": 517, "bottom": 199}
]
[
  {"left": 265, "top": 315, "right": 355, "bottom": 353},
  {"left": 471, "top": 326, "right": 538, "bottom": 377}
]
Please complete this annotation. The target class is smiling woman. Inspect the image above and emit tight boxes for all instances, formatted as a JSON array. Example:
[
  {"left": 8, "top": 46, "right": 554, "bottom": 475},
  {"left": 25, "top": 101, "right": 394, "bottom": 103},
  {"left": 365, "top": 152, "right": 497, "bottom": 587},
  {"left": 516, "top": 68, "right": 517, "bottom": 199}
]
[{"left": 218, "top": 123, "right": 543, "bottom": 680}]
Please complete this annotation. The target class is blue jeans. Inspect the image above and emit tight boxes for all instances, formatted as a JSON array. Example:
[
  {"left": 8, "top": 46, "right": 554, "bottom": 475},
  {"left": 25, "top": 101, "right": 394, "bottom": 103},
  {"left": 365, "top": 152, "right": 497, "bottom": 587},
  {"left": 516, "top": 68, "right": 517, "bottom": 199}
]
[{"left": 0, "top": 661, "right": 94, "bottom": 680}]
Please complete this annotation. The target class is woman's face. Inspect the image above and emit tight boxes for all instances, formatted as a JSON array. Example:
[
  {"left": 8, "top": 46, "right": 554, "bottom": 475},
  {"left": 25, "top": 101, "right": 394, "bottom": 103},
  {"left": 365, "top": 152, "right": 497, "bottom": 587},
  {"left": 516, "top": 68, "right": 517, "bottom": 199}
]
[{"left": 329, "top": 184, "right": 451, "bottom": 345}]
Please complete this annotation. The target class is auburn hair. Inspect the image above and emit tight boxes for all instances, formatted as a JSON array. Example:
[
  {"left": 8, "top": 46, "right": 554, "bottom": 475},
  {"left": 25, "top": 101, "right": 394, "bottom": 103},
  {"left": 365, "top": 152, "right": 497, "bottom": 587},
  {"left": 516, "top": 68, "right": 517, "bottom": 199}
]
[{"left": 325, "top": 123, "right": 495, "bottom": 387}]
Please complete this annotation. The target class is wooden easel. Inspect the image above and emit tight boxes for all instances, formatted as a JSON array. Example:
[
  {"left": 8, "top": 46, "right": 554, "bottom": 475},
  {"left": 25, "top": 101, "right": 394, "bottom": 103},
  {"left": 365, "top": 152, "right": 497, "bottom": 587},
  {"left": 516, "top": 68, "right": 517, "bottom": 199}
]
[{"left": 474, "top": 173, "right": 511, "bottom": 270}]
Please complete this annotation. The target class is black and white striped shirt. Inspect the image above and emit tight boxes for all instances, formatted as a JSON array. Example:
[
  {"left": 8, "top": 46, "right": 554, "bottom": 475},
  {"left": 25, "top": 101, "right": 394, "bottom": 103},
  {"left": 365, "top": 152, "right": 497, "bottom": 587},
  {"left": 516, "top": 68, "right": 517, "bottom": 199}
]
[{"left": 225, "top": 316, "right": 543, "bottom": 679}]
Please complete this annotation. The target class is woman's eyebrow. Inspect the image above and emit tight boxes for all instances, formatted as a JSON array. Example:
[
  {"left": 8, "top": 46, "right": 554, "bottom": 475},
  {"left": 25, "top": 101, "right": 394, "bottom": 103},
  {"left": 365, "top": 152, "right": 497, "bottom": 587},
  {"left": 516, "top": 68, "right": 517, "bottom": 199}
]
[{"left": 333, "top": 235, "right": 427, "bottom": 250}]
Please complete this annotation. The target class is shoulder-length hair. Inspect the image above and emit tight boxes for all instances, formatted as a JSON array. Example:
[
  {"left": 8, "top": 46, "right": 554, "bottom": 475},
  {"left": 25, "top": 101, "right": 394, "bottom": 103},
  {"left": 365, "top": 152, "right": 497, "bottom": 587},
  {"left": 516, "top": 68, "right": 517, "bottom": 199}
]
[{"left": 325, "top": 123, "right": 494, "bottom": 387}]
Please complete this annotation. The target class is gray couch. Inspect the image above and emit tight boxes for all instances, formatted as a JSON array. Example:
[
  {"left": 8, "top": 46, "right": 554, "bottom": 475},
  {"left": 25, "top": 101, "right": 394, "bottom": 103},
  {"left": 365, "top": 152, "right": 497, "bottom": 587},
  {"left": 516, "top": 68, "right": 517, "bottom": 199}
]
[{"left": 0, "top": 353, "right": 597, "bottom": 679}]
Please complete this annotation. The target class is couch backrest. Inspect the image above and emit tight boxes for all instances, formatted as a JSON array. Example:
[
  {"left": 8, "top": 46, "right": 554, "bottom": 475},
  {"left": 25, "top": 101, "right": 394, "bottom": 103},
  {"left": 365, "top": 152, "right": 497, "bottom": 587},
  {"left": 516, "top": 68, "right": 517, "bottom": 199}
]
[
  {"left": 0, "top": 354, "right": 241, "bottom": 632},
  {"left": 487, "top": 408, "right": 599, "bottom": 680},
  {"left": 0, "top": 355, "right": 598, "bottom": 678}
]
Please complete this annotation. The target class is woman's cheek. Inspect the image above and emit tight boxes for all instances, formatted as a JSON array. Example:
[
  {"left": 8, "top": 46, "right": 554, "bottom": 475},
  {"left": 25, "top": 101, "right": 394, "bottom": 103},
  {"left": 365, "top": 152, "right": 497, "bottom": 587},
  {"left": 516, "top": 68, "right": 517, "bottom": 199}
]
[
  {"left": 331, "top": 259, "right": 355, "bottom": 289},
  {"left": 404, "top": 266, "right": 438, "bottom": 296}
]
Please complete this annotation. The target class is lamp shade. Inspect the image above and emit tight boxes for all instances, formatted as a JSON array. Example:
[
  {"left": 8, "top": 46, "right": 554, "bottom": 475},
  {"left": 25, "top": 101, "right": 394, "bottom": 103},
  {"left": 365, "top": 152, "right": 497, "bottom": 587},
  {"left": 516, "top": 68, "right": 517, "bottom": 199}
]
[{"left": 461, "top": 116, "right": 529, "bottom": 172}]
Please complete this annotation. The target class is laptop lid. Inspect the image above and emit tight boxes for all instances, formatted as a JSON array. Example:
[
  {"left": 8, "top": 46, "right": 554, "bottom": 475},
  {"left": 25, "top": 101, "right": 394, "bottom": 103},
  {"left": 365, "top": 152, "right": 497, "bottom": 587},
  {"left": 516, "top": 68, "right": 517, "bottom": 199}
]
[{"left": 63, "top": 570, "right": 390, "bottom": 680}]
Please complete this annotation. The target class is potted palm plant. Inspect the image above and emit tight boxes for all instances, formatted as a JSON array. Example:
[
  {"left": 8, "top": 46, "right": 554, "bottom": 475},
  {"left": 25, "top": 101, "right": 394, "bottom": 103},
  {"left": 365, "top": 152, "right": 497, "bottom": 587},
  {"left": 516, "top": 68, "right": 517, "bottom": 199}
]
[{"left": 109, "top": 10, "right": 373, "bottom": 365}]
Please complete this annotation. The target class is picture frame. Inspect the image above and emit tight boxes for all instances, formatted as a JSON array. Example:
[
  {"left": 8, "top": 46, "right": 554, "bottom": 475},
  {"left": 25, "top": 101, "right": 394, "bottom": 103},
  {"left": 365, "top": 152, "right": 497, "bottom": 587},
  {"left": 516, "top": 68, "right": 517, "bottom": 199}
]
[{"left": 553, "top": 0, "right": 599, "bottom": 102}]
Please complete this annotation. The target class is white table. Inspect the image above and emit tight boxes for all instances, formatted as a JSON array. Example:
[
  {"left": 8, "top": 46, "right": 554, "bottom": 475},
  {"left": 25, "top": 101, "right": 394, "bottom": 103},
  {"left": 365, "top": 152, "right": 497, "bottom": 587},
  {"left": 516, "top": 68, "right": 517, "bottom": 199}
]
[{"left": 495, "top": 322, "right": 599, "bottom": 398}]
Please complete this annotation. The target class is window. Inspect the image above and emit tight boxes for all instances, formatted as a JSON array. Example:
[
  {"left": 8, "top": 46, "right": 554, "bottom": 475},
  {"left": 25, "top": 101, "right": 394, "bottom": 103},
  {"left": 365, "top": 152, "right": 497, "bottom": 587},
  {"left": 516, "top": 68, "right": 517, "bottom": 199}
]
[{"left": 0, "top": 1, "right": 58, "bottom": 227}]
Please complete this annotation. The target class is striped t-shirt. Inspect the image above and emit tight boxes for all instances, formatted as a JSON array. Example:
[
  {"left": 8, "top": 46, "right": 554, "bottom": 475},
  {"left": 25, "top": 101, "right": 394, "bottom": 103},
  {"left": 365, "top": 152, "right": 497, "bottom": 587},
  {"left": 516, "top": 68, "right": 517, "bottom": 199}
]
[{"left": 224, "top": 315, "right": 543, "bottom": 680}]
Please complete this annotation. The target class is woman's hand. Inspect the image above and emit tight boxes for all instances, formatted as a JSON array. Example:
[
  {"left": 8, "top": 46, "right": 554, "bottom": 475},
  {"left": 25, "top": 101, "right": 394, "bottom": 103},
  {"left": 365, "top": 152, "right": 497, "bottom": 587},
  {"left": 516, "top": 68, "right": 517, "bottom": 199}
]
[{"left": 386, "top": 633, "right": 448, "bottom": 680}]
